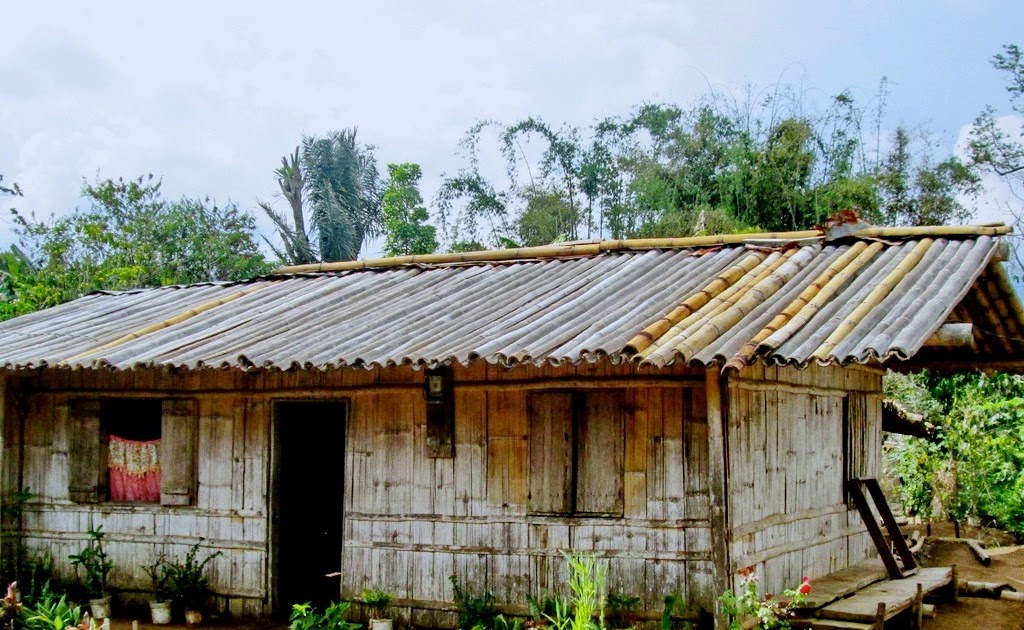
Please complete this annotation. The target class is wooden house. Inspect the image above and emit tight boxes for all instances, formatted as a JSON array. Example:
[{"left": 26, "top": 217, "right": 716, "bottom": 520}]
[{"left": 0, "top": 224, "right": 1021, "bottom": 627}]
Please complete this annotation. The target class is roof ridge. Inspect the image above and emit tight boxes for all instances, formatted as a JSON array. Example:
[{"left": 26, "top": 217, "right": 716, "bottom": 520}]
[{"left": 271, "top": 223, "right": 1011, "bottom": 276}]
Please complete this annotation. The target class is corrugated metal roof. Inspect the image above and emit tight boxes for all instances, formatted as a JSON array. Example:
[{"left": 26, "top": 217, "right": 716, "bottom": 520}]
[{"left": 0, "top": 230, "right": 1020, "bottom": 372}]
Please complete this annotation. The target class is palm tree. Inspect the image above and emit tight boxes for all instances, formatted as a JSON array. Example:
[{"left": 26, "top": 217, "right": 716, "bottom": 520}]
[{"left": 261, "top": 129, "right": 383, "bottom": 264}]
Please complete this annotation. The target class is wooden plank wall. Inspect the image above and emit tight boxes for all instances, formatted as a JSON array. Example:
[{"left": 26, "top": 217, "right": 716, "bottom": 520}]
[
  {"left": 341, "top": 361, "right": 716, "bottom": 626},
  {"left": 725, "top": 363, "right": 882, "bottom": 598},
  {"left": 3, "top": 361, "right": 715, "bottom": 621}
]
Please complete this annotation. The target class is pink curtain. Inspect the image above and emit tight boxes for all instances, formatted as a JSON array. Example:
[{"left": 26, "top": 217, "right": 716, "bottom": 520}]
[{"left": 108, "top": 436, "right": 161, "bottom": 502}]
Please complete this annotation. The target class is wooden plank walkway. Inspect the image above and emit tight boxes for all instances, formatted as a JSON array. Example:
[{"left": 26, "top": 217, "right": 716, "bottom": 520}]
[
  {"left": 798, "top": 559, "right": 890, "bottom": 609},
  {"left": 818, "top": 567, "right": 953, "bottom": 624}
]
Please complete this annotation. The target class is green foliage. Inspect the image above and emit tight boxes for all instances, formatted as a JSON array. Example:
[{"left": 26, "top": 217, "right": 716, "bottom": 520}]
[
  {"left": 144, "top": 553, "right": 173, "bottom": 602},
  {"left": 717, "top": 569, "right": 809, "bottom": 630},
  {"left": 660, "top": 593, "right": 680, "bottom": 630},
  {"left": 887, "top": 371, "right": 1024, "bottom": 535},
  {"left": 381, "top": 163, "right": 438, "bottom": 256},
  {"left": 359, "top": 589, "right": 393, "bottom": 619},
  {"left": 544, "top": 552, "right": 607, "bottom": 630},
  {"left": 1, "top": 175, "right": 270, "bottom": 320},
  {"left": 20, "top": 592, "right": 80, "bottom": 630},
  {"left": 160, "top": 543, "right": 223, "bottom": 608},
  {"left": 449, "top": 574, "right": 497, "bottom": 630},
  {"left": 525, "top": 592, "right": 562, "bottom": 621},
  {"left": 606, "top": 594, "right": 640, "bottom": 629},
  {"left": 68, "top": 527, "right": 112, "bottom": 599},
  {"left": 289, "top": 601, "right": 360, "bottom": 630},
  {"left": 438, "top": 79, "right": 978, "bottom": 250},
  {"left": 303, "top": 130, "right": 383, "bottom": 262}
]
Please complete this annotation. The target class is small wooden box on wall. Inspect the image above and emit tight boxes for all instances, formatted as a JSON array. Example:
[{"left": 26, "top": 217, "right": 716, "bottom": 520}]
[{"left": 424, "top": 366, "right": 454, "bottom": 458}]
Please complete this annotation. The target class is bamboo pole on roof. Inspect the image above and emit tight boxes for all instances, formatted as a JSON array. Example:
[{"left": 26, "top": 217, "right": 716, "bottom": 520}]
[
  {"left": 623, "top": 251, "right": 768, "bottom": 354},
  {"left": 724, "top": 241, "right": 882, "bottom": 371},
  {"left": 637, "top": 249, "right": 797, "bottom": 361},
  {"left": 669, "top": 246, "right": 821, "bottom": 363},
  {"left": 598, "top": 230, "right": 822, "bottom": 251},
  {"left": 809, "top": 238, "right": 933, "bottom": 362},
  {"left": 626, "top": 249, "right": 786, "bottom": 360},
  {"left": 63, "top": 285, "right": 267, "bottom": 363},
  {"left": 850, "top": 225, "right": 1010, "bottom": 238},
  {"left": 270, "top": 223, "right": 1010, "bottom": 275},
  {"left": 272, "top": 243, "right": 603, "bottom": 274}
]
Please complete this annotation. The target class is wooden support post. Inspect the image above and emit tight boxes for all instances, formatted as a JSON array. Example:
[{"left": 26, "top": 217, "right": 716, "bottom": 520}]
[
  {"left": 847, "top": 481, "right": 902, "bottom": 579},
  {"left": 864, "top": 478, "right": 917, "bottom": 572},
  {"left": 950, "top": 564, "right": 959, "bottom": 603},
  {"left": 913, "top": 583, "right": 924, "bottom": 630},
  {"left": 873, "top": 602, "right": 886, "bottom": 630},
  {"left": 706, "top": 368, "right": 730, "bottom": 630}
]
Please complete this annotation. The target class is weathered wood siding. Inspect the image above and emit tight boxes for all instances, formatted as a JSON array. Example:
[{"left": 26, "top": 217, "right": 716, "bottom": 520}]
[
  {"left": 340, "top": 361, "right": 715, "bottom": 625},
  {"left": 2, "top": 361, "right": 714, "bottom": 620},
  {"left": 724, "top": 364, "right": 882, "bottom": 597}
]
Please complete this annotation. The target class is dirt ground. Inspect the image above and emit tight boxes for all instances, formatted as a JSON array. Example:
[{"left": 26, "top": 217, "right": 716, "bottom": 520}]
[{"left": 914, "top": 522, "right": 1024, "bottom": 630}]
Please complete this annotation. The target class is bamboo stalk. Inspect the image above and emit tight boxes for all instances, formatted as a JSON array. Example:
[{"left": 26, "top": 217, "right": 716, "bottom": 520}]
[
  {"left": 672, "top": 246, "right": 820, "bottom": 361},
  {"left": 638, "top": 250, "right": 796, "bottom": 361},
  {"left": 623, "top": 251, "right": 767, "bottom": 353},
  {"left": 271, "top": 224, "right": 1011, "bottom": 275},
  {"left": 64, "top": 285, "right": 268, "bottom": 362},
  {"left": 725, "top": 243, "right": 868, "bottom": 370},
  {"left": 810, "top": 239, "right": 933, "bottom": 362}
]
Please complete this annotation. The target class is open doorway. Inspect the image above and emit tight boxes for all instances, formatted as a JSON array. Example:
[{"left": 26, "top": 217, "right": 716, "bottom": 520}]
[{"left": 273, "top": 401, "right": 347, "bottom": 613}]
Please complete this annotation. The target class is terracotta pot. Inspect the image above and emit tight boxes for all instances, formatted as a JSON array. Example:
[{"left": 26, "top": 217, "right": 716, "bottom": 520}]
[
  {"left": 184, "top": 608, "right": 203, "bottom": 626},
  {"left": 89, "top": 597, "right": 112, "bottom": 620},
  {"left": 150, "top": 600, "right": 172, "bottom": 625}
]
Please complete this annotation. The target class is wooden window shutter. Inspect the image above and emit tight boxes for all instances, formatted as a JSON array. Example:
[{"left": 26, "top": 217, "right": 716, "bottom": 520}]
[
  {"left": 576, "top": 390, "right": 624, "bottom": 515},
  {"left": 161, "top": 399, "right": 198, "bottom": 506},
  {"left": 528, "top": 392, "right": 574, "bottom": 514},
  {"left": 68, "top": 399, "right": 103, "bottom": 503}
]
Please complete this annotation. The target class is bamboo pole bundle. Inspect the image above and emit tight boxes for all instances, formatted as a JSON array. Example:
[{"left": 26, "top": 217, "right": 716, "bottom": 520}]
[
  {"left": 646, "top": 246, "right": 820, "bottom": 365},
  {"left": 851, "top": 225, "right": 1010, "bottom": 238},
  {"left": 636, "top": 250, "right": 793, "bottom": 360},
  {"left": 623, "top": 251, "right": 768, "bottom": 353},
  {"left": 723, "top": 241, "right": 878, "bottom": 371},
  {"left": 810, "top": 239, "right": 933, "bottom": 362},
  {"left": 597, "top": 230, "right": 822, "bottom": 251},
  {"left": 64, "top": 284, "right": 268, "bottom": 362},
  {"left": 741, "top": 241, "right": 884, "bottom": 363}
]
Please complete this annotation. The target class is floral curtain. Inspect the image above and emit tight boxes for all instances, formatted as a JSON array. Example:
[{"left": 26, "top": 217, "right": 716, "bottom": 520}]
[{"left": 109, "top": 435, "right": 161, "bottom": 502}]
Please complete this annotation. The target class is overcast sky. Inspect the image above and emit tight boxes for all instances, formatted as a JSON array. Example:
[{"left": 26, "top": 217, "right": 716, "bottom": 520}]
[{"left": 2, "top": 0, "right": 1022, "bottom": 254}]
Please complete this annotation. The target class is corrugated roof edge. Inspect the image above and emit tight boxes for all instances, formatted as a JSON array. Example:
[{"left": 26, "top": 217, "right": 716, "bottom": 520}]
[{"left": 271, "top": 223, "right": 1013, "bottom": 275}]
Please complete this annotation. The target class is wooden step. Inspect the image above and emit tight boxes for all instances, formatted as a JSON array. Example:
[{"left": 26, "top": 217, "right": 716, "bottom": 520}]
[{"left": 819, "top": 567, "right": 953, "bottom": 623}]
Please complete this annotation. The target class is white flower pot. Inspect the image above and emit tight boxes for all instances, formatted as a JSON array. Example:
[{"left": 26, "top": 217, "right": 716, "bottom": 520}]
[
  {"left": 150, "top": 600, "right": 172, "bottom": 625},
  {"left": 89, "top": 596, "right": 112, "bottom": 620},
  {"left": 370, "top": 619, "right": 393, "bottom": 630},
  {"left": 184, "top": 608, "right": 203, "bottom": 626}
]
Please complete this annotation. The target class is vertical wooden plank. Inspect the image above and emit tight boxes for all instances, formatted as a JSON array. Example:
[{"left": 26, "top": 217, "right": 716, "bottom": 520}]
[
  {"left": 577, "top": 389, "right": 624, "bottom": 515},
  {"left": 528, "top": 392, "right": 573, "bottom": 513},
  {"left": 68, "top": 399, "right": 102, "bottom": 503},
  {"left": 486, "top": 391, "right": 528, "bottom": 508},
  {"left": 454, "top": 390, "right": 486, "bottom": 516},
  {"left": 705, "top": 369, "right": 730, "bottom": 628},
  {"left": 162, "top": 398, "right": 198, "bottom": 506}
]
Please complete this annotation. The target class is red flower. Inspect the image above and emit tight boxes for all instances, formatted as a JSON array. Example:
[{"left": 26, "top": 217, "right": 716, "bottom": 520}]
[{"left": 799, "top": 578, "right": 812, "bottom": 595}]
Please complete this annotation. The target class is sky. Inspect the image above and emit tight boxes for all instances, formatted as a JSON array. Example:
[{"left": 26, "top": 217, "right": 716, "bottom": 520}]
[{"left": 1, "top": 0, "right": 1022, "bottom": 255}]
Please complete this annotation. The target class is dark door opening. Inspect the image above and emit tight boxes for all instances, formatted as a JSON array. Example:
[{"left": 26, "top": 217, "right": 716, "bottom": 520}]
[{"left": 274, "top": 401, "right": 347, "bottom": 613}]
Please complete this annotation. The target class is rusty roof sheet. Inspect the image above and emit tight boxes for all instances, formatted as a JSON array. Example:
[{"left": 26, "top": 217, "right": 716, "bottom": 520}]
[{"left": 0, "top": 231, "right": 1020, "bottom": 372}]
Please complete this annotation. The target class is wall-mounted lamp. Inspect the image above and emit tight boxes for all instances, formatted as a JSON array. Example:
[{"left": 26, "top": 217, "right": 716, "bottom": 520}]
[{"left": 424, "top": 367, "right": 448, "bottom": 404}]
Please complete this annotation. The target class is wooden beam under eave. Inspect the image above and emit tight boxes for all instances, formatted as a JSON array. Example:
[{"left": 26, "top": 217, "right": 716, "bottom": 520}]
[{"left": 921, "top": 323, "right": 976, "bottom": 351}]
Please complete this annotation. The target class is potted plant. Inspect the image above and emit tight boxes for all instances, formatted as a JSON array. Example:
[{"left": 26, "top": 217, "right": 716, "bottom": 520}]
[
  {"left": 69, "top": 527, "right": 113, "bottom": 619},
  {"left": 360, "top": 589, "right": 393, "bottom": 630},
  {"left": 165, "top": 543, "right": 222, "bottom": 625},
  {"left": 143, "top": 554, "right": 173, "bottom": 625}
]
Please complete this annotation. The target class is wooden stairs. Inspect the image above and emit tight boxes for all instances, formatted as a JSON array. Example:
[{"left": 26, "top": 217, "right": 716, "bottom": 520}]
[{"left": 798, "top": 479, "right": 956, "bottom": 629}]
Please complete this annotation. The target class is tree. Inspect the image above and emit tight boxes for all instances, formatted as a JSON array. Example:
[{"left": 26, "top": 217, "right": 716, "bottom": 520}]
[
  {"left": 381, "top": 163, "right": 437, "bottom": 256},
  {"left": 262, "top": 129, "right": 384, "bottom": 264},
  {"left": 1, "top": 175, "right": 270, "bottom": 319},
  {"left": 968, "top": 43, "right": 1024, "bottom": 275}
]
